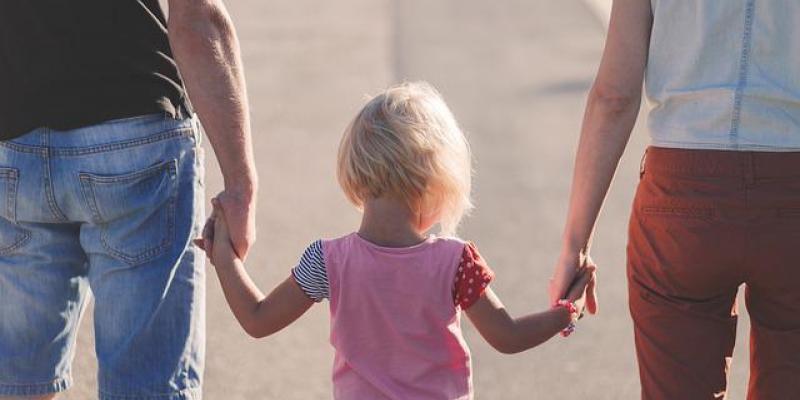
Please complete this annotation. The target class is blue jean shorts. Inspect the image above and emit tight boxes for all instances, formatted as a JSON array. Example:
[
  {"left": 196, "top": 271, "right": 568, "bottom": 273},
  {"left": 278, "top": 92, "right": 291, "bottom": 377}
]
[{"left": 0, "top": 114, "right": 205, "bottom": 399}]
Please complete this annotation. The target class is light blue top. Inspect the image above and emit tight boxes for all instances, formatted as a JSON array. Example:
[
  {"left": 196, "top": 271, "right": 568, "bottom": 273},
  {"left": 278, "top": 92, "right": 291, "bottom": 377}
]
[{"left": 646, "top": 0, "right": 800, "bottom": 151}]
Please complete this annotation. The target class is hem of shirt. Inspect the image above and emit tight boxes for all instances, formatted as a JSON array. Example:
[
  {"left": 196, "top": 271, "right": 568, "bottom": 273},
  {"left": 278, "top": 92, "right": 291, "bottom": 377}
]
[
  {"left": 290, "top": 268, "right": 326, "bottom": 303},
  {"left": 650, "top": 139, "right": 800, "bottom": 152}
]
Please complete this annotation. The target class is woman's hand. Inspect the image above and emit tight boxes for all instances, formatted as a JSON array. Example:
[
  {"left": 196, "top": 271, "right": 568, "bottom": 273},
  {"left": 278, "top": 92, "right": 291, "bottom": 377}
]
[
  {"left": 550, "top": 251, "right": 598, "bottom": 315},
  {"left": 563, "top": 263, "right": 597, "bottom": 315}
]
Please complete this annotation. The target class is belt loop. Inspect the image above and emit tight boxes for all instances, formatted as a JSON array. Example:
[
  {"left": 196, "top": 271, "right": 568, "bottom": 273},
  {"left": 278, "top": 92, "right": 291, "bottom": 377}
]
[
  {"left": 639, "top": 148, "right": 648, "bottom": 180},
  {"left": 173, "top": 99, "right": 194, "bottom": 121},
  {"left": 175, "top": 103, "right": 186, "bottom": 120},
  {"left": 193, "top": 114, "right": 203, "bottom": 145}
]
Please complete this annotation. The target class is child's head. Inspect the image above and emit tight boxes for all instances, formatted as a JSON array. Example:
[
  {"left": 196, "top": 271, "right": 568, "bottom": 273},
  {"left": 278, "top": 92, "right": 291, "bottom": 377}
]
[{"left": 337, "top": 82, "right": 472, "bottom": 236}]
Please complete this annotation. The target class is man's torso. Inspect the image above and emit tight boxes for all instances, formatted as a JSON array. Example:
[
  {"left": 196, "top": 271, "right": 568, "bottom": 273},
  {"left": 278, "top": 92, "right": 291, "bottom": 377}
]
[{"left": 0, "top": 0, "right": 186, "bottom": 139}]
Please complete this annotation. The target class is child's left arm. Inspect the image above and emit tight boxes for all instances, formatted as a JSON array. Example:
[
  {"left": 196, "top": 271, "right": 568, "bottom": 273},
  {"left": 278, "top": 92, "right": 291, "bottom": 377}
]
[
  {"left": 203, "top": 202, "right": 314, "bottom": 338},
  {"left": 465, "top": 266, "right": 594, "bottom": 354}
]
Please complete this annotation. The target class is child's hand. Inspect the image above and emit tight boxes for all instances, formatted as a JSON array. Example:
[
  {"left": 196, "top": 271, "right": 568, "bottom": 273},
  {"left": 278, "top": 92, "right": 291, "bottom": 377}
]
[
  {"left": 194, "top": 198, "right": 240, "bottom": 267},
  {"left": 564, "top": 264, "right": 597, "bottom": 316},
  {"left": 194, "top": 204, "right": 217, "bottom": 258},
  {"left": 210, "top": 198, "right": 240, "bottom": 266}
]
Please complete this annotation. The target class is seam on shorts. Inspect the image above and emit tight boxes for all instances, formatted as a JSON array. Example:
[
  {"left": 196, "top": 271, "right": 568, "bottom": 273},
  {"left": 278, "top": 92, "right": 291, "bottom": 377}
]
[
  {"left": 98, "top": 385, "right": 202, "bottom": 400},
  {"left": 0, "top": 376, "right": 72, "bottom": 396},
  {"left": 42, "top": 130, "right": 70, "bottom": 222},
  {"left": 0, "top": 167, "right": 32, "bottom": 255}
]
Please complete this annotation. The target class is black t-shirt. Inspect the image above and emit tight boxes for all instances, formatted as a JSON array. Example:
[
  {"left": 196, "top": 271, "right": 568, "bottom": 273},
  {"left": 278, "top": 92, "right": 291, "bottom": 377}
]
[{"left": 0, "top": 1, "right": 188, "bottom": 139}]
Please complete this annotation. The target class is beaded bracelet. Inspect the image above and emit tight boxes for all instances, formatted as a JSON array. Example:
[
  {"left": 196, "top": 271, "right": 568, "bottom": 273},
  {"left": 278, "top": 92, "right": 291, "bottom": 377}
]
[{"left": 555, "top": 299, "right": 579, "bottom": 337}]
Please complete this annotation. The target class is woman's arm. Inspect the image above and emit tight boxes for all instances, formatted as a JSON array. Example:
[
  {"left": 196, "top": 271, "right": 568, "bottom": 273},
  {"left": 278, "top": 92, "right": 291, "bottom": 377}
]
[
  {"left": 467, "top": 266, "right": 594, "bottom": 354},
  {"left": 549, "top": 0, "right": 653, "bottom": 312}
]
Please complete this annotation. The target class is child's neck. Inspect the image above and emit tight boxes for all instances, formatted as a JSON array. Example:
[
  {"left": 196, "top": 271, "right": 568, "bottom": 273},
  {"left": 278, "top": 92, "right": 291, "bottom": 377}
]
[{"left": 358, "top": 197, "right": 428, "bottom": 248}]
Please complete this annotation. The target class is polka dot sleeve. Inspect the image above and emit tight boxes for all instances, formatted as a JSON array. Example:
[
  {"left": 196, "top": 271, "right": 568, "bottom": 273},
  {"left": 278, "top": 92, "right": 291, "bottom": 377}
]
[{"left": 454, "top": 242, "right": 495, "bottom": 309}]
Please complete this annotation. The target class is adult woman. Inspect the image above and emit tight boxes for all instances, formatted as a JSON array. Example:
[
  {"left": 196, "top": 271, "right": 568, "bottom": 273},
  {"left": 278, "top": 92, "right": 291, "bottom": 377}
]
[{"left": 550, "top": 0, "right": 800, "bottom": 398}]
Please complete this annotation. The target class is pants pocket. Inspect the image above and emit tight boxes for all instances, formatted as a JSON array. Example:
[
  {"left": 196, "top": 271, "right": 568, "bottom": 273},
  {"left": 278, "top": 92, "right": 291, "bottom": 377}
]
[
  {"left": 0, "top": 167, "right": 31, "bottom": 255},
  {"left": 79, "top": 159, "right": 178, "bottom": 265},
  {"left": 641, "top": 206, "right": 713, "bottom": 219}
]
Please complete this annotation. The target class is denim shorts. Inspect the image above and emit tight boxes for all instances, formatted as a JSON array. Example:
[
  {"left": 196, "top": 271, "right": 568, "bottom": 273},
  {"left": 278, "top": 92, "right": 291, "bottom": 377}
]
[{"left": 0, "top": 114, "right": 205, "bottom": 399}]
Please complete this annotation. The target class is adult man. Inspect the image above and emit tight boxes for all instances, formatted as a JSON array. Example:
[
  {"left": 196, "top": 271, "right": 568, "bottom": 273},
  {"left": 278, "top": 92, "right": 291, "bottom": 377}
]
[{"left": 0, "top": 1, "right": 256, "bottom": 399}]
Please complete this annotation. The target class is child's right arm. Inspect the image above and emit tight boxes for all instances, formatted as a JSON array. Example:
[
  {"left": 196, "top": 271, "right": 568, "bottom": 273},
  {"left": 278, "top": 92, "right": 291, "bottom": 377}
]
[
  {"left": 204, "top": 201, "right": 314, "bottom": 338},
  {"left": 465, "top": 266, "right": 594, "bottom": 354}
]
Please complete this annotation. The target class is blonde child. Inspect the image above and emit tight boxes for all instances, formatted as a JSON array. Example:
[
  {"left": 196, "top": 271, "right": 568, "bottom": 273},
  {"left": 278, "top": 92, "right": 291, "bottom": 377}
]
[{"left": 198, "top": 82, "right": 595, "bottom": 399}]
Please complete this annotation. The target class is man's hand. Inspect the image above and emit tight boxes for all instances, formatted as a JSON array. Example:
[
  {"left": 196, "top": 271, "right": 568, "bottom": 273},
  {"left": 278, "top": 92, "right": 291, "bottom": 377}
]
[
  {"left": 194, "top": 197, "right": 245, "bottom": 266},
  {"left": 215, "top": 188, "right": 256, "bottom": 259}
]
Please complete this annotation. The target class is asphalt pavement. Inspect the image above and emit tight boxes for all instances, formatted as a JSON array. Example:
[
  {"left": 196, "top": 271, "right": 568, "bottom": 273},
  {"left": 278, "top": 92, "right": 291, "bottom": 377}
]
[{"left": 65, "top": 1, "right": 751, "bottom": 398}]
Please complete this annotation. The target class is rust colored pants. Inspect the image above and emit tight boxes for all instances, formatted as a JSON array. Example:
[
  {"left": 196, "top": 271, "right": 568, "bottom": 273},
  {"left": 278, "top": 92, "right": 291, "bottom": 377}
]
[{"left": 628, "top": 147, "right": 800, "bottom": 400}]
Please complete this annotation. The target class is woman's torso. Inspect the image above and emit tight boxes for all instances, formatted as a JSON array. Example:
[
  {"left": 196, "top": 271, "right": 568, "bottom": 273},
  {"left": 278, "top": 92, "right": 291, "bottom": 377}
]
[
  {"left": 645, "top": 0, "right": 800, "bottom": 151},
  {"left": 324, "top": 233, "right": 473, "bottom": 400}
]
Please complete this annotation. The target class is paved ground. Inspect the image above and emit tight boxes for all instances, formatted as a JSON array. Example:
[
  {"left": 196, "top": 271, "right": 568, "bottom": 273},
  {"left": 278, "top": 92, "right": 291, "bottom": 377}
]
[
  {"left": 65, "top": 1, "right": 752, "bottom": 398},
  {"left": 585, "top": 0, "right": 612, "bottom": 26}
]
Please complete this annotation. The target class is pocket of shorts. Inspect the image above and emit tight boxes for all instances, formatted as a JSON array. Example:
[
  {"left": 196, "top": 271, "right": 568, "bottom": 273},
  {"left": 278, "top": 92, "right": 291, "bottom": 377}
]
[
  {"left": 641, "top": 206, "right": 713, "bottom": 219},
  {"left": 80, "top": 159, "right": 178, "bottom": 265},
  {"left": 777, "top": 208, "right": 800, "bottom": 217},
  {"left": 0, "top": 167, "right": 31, "bottom": 255}
]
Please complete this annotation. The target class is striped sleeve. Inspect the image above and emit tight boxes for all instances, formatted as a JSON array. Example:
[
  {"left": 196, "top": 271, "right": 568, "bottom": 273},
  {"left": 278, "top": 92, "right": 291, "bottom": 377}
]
[{"left": 291, "top": 240, "right": 329, "bottom": 302}]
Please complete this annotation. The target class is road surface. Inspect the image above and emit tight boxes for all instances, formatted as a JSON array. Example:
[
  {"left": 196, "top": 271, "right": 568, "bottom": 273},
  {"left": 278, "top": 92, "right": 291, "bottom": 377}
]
[{"left": 65, "top": 1, "right": 751, "bottom": 398}]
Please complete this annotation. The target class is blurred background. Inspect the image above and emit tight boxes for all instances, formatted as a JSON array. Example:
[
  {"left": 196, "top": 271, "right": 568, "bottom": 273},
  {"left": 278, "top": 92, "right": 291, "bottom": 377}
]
[{"left": 65, "top": 1, "right": 752, "bottom": 398}]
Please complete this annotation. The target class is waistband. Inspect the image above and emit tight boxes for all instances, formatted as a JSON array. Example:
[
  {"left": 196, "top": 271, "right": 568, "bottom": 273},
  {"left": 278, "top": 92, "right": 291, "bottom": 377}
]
[
  {"left": 1, "top": 113, "right": 198, "bottom": 155},
  {"left": 643, "top": 146, "right": 800, "bottom": 180}
]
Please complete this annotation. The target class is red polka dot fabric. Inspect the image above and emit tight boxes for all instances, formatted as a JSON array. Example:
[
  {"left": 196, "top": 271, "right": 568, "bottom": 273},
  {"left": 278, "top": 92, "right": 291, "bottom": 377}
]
[{"left": 453, "top": 242, "right": 494, "bottom": 309}]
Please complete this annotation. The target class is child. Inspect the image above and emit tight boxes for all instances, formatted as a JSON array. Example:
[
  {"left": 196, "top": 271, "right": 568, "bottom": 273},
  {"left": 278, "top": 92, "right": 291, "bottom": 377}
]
[{"left": 198, "top": 82, "right": 595, "bottom": 400}]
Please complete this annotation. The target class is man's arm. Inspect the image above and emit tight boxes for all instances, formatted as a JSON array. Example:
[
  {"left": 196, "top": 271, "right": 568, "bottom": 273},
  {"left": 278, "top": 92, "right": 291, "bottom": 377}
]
[{"left": 167, "top": 0, "right": 257, "bottom": 258}]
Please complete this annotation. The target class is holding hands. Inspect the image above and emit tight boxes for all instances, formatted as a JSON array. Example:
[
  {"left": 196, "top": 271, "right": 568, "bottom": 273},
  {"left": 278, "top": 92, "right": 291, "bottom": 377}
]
[
  {"left": 562, "top": 262, "right": 597, "bottom": 317},
  {"left": 194, "top": 197, "right": 240, "bottom": 268},
  {"left": 195, "top": 188, "right": 256, "bottom": 262},
  {"left": 551, "top": 250, "right": 598, "bottom": 316}
]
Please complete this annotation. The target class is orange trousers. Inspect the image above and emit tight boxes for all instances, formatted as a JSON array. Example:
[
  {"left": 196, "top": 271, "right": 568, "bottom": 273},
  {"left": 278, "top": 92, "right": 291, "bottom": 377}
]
[{"left": 627, "top": 146, "right": 800, "bottom": 400}]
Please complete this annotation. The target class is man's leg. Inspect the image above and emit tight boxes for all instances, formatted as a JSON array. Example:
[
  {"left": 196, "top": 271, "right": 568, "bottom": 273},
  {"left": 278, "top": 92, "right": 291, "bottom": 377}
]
[
  {"left": 63, "top": 115, "right": 206, "bottom": 400},
  {"left": 0, "top": 221, "right": 89, "bottom": 398},
  {"left": 0, "top": 138, "right": 89, "bottom": 399}
]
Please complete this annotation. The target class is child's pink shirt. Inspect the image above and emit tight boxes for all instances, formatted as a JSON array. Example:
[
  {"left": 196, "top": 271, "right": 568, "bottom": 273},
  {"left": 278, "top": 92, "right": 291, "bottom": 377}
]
[{"left": 323, "top": 233, "right": 473, "bottom": 400}]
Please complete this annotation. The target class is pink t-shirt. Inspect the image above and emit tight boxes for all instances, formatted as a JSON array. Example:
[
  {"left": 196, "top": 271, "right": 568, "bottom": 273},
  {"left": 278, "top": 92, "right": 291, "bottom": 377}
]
[{"left": 292, "top": 233, "right": 493, "bottom": 400}]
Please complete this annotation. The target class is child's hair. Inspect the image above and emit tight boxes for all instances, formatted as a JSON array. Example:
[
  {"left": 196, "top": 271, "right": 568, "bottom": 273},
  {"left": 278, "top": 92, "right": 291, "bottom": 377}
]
[{"left": 337, "top": 81, "right": 473, "bottom": 235}]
